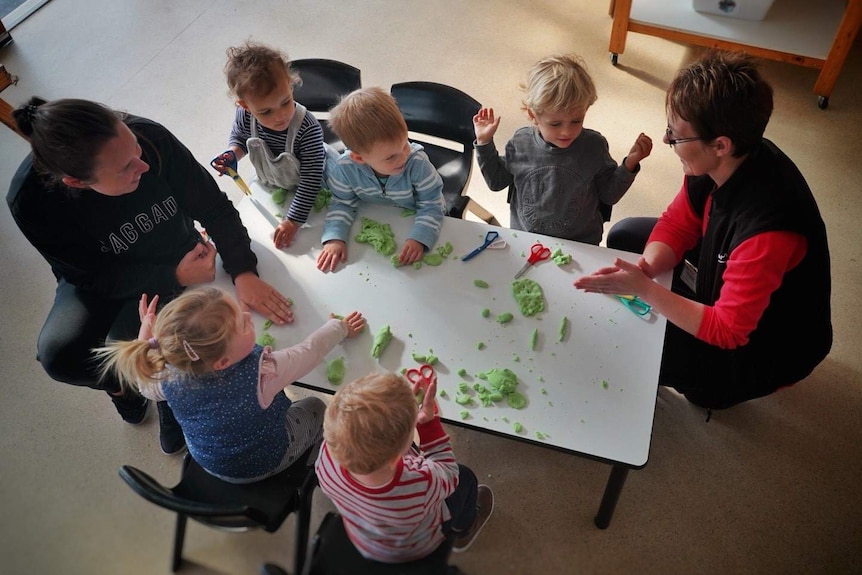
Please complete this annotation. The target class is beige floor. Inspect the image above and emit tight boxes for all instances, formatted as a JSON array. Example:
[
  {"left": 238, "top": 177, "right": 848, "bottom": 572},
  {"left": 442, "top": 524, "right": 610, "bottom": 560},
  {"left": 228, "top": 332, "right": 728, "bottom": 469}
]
[{"left": 1, "top": 1, "right": 861, "bottom": 574}]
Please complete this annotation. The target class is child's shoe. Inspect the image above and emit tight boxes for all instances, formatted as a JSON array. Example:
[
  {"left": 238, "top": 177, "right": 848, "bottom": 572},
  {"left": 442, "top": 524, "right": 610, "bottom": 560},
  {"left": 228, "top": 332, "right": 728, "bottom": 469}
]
[
  {"left": 108, "top": 389, "right": 150, "bottom": 425},
  {"left": 453, "top": 484, "right": 494, "bottom": 552},
  {"left": 157, "top": 401, "right": 187, "bottom": 455}
]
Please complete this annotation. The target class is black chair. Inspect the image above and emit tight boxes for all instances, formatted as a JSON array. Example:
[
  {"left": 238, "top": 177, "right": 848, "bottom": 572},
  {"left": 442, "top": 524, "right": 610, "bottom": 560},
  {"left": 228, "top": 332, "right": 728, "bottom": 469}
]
[
  {"left": 390, "top": 81, "right": 498, "bottom": 225},
  {"left": 291, "top": 59, "right": 361, "bottom": 150},
  {"left": 118, "top": 442, "right": 320, "bottom": 573}
]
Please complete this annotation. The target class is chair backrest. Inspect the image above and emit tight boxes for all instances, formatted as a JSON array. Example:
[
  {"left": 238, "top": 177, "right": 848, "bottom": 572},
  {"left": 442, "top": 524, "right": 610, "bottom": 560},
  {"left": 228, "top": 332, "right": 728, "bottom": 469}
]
[{"left": 291, "top": 59, "right": 361, "bottom": 113}]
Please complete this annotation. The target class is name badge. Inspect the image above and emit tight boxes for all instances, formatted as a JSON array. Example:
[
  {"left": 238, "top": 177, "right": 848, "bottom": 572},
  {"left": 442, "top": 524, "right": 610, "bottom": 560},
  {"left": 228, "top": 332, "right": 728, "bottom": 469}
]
[{"left": 680, "top": 259, "right": 698, "bottom": 293}]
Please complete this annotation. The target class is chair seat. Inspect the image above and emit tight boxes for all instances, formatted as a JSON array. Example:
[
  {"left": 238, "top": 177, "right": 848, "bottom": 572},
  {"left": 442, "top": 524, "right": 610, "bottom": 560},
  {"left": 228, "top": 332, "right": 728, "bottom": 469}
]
[{"left": 303, "top": 512, "right": 452, "bottom": 575}]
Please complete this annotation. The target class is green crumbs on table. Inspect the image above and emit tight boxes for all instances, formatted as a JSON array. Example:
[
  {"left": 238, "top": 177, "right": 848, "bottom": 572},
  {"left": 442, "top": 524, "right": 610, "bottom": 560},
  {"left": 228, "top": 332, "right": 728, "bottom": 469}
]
[
  {"left": 540, "top": 387, "right": 548, "bottom": 395},
  {"left": 327, "top": 357, "right": 345, "bottom": 385},
  {"left": 502, "top": 416, "right": 510, "bottom": 423},
  {"left": 263, "top": 319, "right": 274, "bottom": 330},
  {"left": 512, "top": 278, "right": 545, "bottom": 316},
  {"left": 455, "top": 393, "right": 475, "bottom": 406},
  {"left": 413, "top": 261, "right": 422, "bottom": 269},
  {"left": 602, "top": 380, "right": 610, "bottom": 389},
  {"left": 460, "top": 410, "right": 470, "bottom": 420},
  {"left": 458, "top": 382, "right": 470, "bottom": 393},
  {"left": 496, "top": 312, "right": 514, "bottom": 324},
  {"left": 457, "top": 368, "right": 468, "bottom": 378},
  {"left": 513, "top": 422, "right": 524, "bottom": 433},
  {"left": 355, "top": 217, "right": 396, "bottom": 256},
  {"left": 437, "top": 241, "right": 454, "bottom": 257},
  {"left": 558, "top": 316, "right": 569, "bottom": 342},
  {"left": 530, "top": 328, "right": 538, "bottom": 351},
  {"left": 256, "top": 333, "right": 276, "bottom": 347},
  {"left": 481, "top": 308, "right": 490, "bottom": 318},
  {"left": 371, "top": 325, "right": 392, "bottom": 359},
  {"left": 412, "top": 352, "right": 427, "bottom": 363},
  {"left": 438, "top": 389, "right": 448, "bottom": 398},
  {"left": 314, "top": 188, "right": 332, "bottom": 212},
  {"left": 422, "top": 252, "right": 444, "bottom": 266},
  {"left": 473, "top": 279, "right": 489, "bottom": 288},
  {"left": 535, "top": 431, "right": 547, "bottom": 440},
  {"left": 550, "top": 247, "right": 572, "bottom": 265},
  {"left": 425, "top": 354, "right": 438, "bottom": 366},
  {"left": 271, "top": 187, "right": 289, "bottom": 207},
  {"left": 400, "top": 208, "right": 417, "bottom": 217},
  {"left": 477, "top": 342, "right": 486, "bottom": 350}
]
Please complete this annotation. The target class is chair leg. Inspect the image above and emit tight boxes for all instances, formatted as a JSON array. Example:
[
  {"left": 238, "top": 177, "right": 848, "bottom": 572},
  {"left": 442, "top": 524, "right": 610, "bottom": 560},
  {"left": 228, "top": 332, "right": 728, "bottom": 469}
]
[
  {"left": 172, "top": 513, "right": 187, "bottom": 572},
  {"left": 293, "top": 486, "right": 315, "bottom": 575},
  {"left": 466, "top": 199, "right": 499, "bottom": 226}
]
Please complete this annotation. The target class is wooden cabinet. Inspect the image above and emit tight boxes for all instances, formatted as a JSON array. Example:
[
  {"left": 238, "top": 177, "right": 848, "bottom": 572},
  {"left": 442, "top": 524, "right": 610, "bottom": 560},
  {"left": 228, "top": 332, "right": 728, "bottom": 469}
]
[{"left": 608, "top": 0, "right": 862, "bottom": 108}]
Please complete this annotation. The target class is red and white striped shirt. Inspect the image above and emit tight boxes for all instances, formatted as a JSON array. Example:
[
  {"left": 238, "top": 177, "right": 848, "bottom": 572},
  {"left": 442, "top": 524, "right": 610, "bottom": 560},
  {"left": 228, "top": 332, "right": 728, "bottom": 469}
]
[{"left": 315, "top": 417, "right": 460, "bottom": 563}]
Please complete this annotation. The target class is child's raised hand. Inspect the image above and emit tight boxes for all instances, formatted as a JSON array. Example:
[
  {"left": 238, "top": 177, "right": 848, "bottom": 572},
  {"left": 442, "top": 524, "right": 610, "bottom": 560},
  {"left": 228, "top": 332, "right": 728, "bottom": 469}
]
[
  {"left": 338, "top": 311, "right": 366, "bottom": 337},
  {"left": 625, "top": 132, "right": 653, "bottom": 170},
  {"left": 398, "top": 239, "right": 425, "bottom": 265},
  {"left": 274, "top": 219, "right": 299, "bottom": 249},
  {"left": 473, "top": 107, "right": 501, "bottom": 146},
  {"left": 210, "top": 149, "right": 238, "bottom": 176},
  {"left": 136, "top": 293, "right": 159, "bottom": 341},
  {"left": 414, "top": 376, "right": 438, "bottom": 425},
  {"left": 317, "top": 241, "right": 348, "bottom": 272}
]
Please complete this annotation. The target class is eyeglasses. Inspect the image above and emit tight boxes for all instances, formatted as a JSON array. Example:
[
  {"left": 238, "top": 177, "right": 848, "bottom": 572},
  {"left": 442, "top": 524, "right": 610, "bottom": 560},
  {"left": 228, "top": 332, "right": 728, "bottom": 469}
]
[{"left": 665, "top": 127, "right": 703, "bottom": 147}]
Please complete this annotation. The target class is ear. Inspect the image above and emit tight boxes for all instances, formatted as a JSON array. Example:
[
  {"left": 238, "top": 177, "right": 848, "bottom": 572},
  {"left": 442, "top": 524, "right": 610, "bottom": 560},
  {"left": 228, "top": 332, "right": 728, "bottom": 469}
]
[
  {"left": 713, "top": 136, "right": 735, "bottom": 157},
  {"left": 212, "top": 356, "right": 231, "bottom": 371},
  {"left": 349, "top": 151, "right": 366, "bottom": 164},
  {"left": 61, "top": 175, "right": 91, "bottom": 189},
  {"left": 237, "top": 99, "right": 250, "bottom": 111},
  {"left": 526, "top": 109, "right": 539, "bottom": 125}
]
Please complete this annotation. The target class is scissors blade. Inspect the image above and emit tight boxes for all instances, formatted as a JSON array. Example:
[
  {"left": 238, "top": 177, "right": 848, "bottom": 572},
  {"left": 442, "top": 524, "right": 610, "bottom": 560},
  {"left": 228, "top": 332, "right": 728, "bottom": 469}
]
[
  {"left": 249, "top": 196, "right": 281, "bottom": 228},
  {"left": 514, "top": 261, "right": 532, "bottom": 279},
  {"left": 226, "top": 167, "right": 254, "bottom": 197},
  {"left": 461, "top": 245, "right": 485, "bottom": 262}
]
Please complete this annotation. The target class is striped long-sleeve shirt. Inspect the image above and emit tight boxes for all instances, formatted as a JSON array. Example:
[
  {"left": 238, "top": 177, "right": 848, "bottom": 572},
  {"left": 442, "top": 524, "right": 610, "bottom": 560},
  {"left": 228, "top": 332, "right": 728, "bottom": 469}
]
[
  {"left": 228, "top": 106, "right": 325, "bottom": 224},
  {"left": 321, "top": 142, "right": 445, "bottom": 249},
  {"left": 315, "top": 417, "right": 459, "bottom": 563}
]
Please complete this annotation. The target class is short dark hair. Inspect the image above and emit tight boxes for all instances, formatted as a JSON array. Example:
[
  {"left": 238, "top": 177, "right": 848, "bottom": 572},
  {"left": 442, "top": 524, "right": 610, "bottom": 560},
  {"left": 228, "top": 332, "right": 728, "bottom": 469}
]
[
  {"left": 666, "top": 51, "right": 773, "bottom": 157},
  {"left": 13, "top": 97, "right": 120, "bottom": 182}
]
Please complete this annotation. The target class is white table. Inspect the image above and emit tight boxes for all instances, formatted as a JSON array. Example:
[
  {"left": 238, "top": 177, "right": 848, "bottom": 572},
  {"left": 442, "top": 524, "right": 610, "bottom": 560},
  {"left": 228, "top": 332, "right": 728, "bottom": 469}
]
[{"left": 219, "top": 182, "right": 670, "bottom": 527}]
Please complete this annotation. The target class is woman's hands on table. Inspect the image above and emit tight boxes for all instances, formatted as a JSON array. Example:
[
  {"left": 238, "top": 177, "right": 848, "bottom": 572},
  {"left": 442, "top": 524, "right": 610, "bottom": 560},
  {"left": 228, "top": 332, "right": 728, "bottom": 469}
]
[{"left": 234, "top": 272, "right": 294, "bottom": 325}]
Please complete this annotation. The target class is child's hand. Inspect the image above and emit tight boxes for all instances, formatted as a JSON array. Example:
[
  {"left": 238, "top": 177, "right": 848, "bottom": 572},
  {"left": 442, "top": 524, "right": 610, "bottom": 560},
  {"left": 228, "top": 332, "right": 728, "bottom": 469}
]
[
  {"left": 317, "top": 241, "right": 348, "bottom": 272},
  {"left": 274, "top": 219, "right": 299, "bottom": 249},
  {"left": 398, "top": 239, "right": 425, "bottom": 265},
  {"left": 210, "top": 149, "right": 238, "bottom": 176},
  {"left": 473, "top": 107, "right": 501, "bottom": 146},
  {"left": 136, "top": 293, "right": 159, "bottom": 341},
  {"left": 625, "top": 133, "right": 653, "bottom": 171},
  {"left": 413, "top": 376, "right": 438, "bottom": 425},
  {"left": 337, "top": 311, "right": 366, "bottom": 337}
]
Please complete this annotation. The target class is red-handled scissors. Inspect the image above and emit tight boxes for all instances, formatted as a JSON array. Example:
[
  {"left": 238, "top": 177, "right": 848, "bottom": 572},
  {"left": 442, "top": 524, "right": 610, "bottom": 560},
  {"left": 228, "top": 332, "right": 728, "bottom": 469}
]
[
  {"left": 514, "top": 242, "right": 551, "bottom": 279},
  {"left": 405, "top": 363, "right": 438, "bottom": 412}
]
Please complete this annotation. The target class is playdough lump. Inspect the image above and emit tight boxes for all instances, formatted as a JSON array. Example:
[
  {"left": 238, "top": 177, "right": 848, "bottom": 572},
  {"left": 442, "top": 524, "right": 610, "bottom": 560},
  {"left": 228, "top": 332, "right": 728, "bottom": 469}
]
[
  {"left": 423, "top": 252, "right": 444, "bottom": 266},
  {"left": 271, "top": 187, "right": 289, "bottom": 207},
  {"left": 355, "top": 217, "right": 396, "bottom": 256},
  {"left": 371, "top": 325, "right": 392, "bottom": 359},
  {"left": 437, "top": 242, "right": 454, "bottom": 257},
  {"left": 314, "top": 188, "right": 332, "bottom": 212},
  {"left": 558, "top": 316, "right": 569, "bottom": 342},
  {"left": 497, "top": 312, "right": 514, "bottom": 324},
  {"left": 327, "top": 357, "right": 345, "bottom": 385},
  {"left": 551, "top": 247, "right": 572, "bottom": 265},
  {"left": 473, "top": 279, "right": 489, "bottom": 288},
  {"left": 530, "top": 328, "right": 539, "bottom": 350},
  {"left": 257, "top": 333, "right": 276, "bottom": 347},
  {"left": 512, "top": 278, "right": 546, "bottom": 316}
]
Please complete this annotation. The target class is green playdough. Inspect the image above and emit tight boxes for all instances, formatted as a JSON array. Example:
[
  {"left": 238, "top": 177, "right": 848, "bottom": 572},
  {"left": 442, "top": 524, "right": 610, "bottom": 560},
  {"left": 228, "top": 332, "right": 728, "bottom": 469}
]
[
  {"left": 497, "top": 312, "right": 514, "bottom": 324},
  {"left": 457, "top": 368, "right": 468, "bottom": 378},
  {"left": 530, "top": 328, "right": 539, "bottom": 350},
  {"left": 271, "top": 187, "right": 289, "bottom": 207},
  {"left": 401, "top": 208, "right": 417, "bottom": 217},
  {"left": 481, "top": 308, "right": 490, "bottom": 318},
  {"left": 513, "top": 422, "right": 524, "bottom": 433},
  {"left": 437, "top": 242, "right": 454, "bottom": 257},
  {"left": 263, "top": 319, "right": 274, "bottom": 330},
  {"left": 327, "top": 357, "right": 345, "bottom": 385},
  {"left": 455, "top": 393, "right": 475, "bottom": 406},
  {"left": 355, "top": 217, "right": 396, "bottom": 256},
  {"left": 460, "top": 410, "right": 470, "bottom": 420},
  {"left": 477, "top": 368, "right": 518, "bottom": 394},
  {"left": 256, "top": 333, "right": 275, "bottom": 347},
  {"left": 426, "top": 355, "right": 438, "bottom": 366},
  {"left": 413, "top": 261, "right": 422, "bottom": 269},
  {"left": 506, "top": 391, "right": 527, "bottom": 409},
  {"left": 473, "top": 279, "right": 489, "bottom": 288},
  {"left": 412, "top": 352, "right": 427, "bottom": 363},
  {"left": 551, "top": 247, "right": 572, "bottom": 265},
  {"left": 439, "top": 389, "right": 448, "bottom": 398},
  {"left": 512, "top": 278, "right": 545, "bottom": 316},
  {"left": 314, "top": 188, "right": 332, "bottom": 212},
  {"left": 423, "top": 253, "right": 444, "bottom": 266},
  {"left": 558, "top": 316, "right": 569, "bottom": 342},
  {"left": 371, "top": 325, "right": 392, "bottom": 358},
  {"left": 458, "top": 382, "right": 470, "bottom": 393},
  {"left": 477, "top": 342, "right": 486, "bottom": 350}
]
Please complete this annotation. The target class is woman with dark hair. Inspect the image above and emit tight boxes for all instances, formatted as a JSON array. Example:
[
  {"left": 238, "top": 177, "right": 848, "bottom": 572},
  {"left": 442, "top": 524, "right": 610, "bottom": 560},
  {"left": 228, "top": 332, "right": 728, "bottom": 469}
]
[
  {"left": 7, "top": 97, "right": 294, "bottom": 453},
  {"left": 574, "top": 52, "right": 832, "bottom": 412}
]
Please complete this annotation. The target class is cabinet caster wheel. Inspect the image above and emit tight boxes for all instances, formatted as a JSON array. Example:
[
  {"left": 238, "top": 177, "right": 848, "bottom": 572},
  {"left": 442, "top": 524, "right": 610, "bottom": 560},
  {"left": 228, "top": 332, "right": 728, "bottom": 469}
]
[
  {"left": 610, "top": 53, "right": 619, "bottom": 66},
  {"left": 817, "top": 96, "right": 829, "bottom": 110}
]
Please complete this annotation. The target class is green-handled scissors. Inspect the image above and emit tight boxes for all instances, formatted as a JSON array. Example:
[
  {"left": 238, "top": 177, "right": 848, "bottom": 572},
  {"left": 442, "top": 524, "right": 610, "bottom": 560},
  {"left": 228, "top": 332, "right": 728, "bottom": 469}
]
[{"left": 616, "top": 295, "right": 651, "bottom": 316}]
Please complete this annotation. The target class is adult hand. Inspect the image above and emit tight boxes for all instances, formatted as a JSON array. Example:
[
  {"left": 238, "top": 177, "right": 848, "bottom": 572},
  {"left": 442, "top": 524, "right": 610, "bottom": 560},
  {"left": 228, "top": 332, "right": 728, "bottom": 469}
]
[
  {"left": 274, "top": 219, "right": 299, "bottom": 249},
  {"left": 136, "top": 293, "right": 160, "bottom": 341},
  {"left": 234, "top": 272, "right": 294, "bottom": 325},
  {"left": 573, "top": 258, "right": 652, "bottom": 297},
  {"left": 398, "top": 239, "right": 425, "bottom": 265},
  {"left": 176, "top": 241, "right": 216, "bottom": 286},
  {"left": 336, "top": 311, "right": 366, "bottom": 337},
  {"left": 317, "top": 241, "right": 347, "bottom": 272},
  {"left": 625, "top": 132, "right": 653, "bottom": 171},
  {"left": 414, "top": 376, "right": 438, "bottom": 425},
  {"left": 473, "top": 107, "right": 501, "bottom": 146},
  {"left": 210, "top": 149, "right": 238, "bottom": 176}
]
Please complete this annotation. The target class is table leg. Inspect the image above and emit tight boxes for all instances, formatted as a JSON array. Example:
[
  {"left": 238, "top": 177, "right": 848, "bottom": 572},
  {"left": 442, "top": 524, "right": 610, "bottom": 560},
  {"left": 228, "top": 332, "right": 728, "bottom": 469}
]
[{"left": 594, "top": 465, "right": 629, "bottom": 529}]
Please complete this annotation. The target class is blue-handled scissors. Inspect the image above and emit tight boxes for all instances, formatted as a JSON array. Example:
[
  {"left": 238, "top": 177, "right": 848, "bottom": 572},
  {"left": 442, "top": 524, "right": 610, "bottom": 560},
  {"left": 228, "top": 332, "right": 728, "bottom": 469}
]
[
  {"left": 514, "top": 242, "right": 552, "bottom": 279},
  {"left": 616, "top": 295, "right": 652, "bottom": 316},
  {"left": 462, "top": 231, "right": 507, "bottom": 262}
]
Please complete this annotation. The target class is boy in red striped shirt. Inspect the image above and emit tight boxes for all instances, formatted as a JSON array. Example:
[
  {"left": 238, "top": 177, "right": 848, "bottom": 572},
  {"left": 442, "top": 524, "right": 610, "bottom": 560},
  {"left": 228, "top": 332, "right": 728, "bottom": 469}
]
[{"left": 315, "top": 372, "right": 493, "bottom": 562}]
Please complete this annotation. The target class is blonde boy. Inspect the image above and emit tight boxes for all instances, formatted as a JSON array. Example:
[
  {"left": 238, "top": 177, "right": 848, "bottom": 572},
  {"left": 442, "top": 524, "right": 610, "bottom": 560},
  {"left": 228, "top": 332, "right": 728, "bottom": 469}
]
[
  {"left": 315, "top": 372, "right": 493, "bottom": 562},
  {"left": 316, "top": 87, "right": 445, "bottom": 272}
]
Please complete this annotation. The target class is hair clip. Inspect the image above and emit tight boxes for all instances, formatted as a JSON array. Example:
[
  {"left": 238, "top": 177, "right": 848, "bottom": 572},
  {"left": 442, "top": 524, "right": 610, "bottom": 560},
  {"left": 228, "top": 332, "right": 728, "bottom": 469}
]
[
  {"left": 148, "top": 337, "right": 159, "bottom": 350},
  {"left": 182, "top": 339, "right": 200, "bottom": 361}
]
